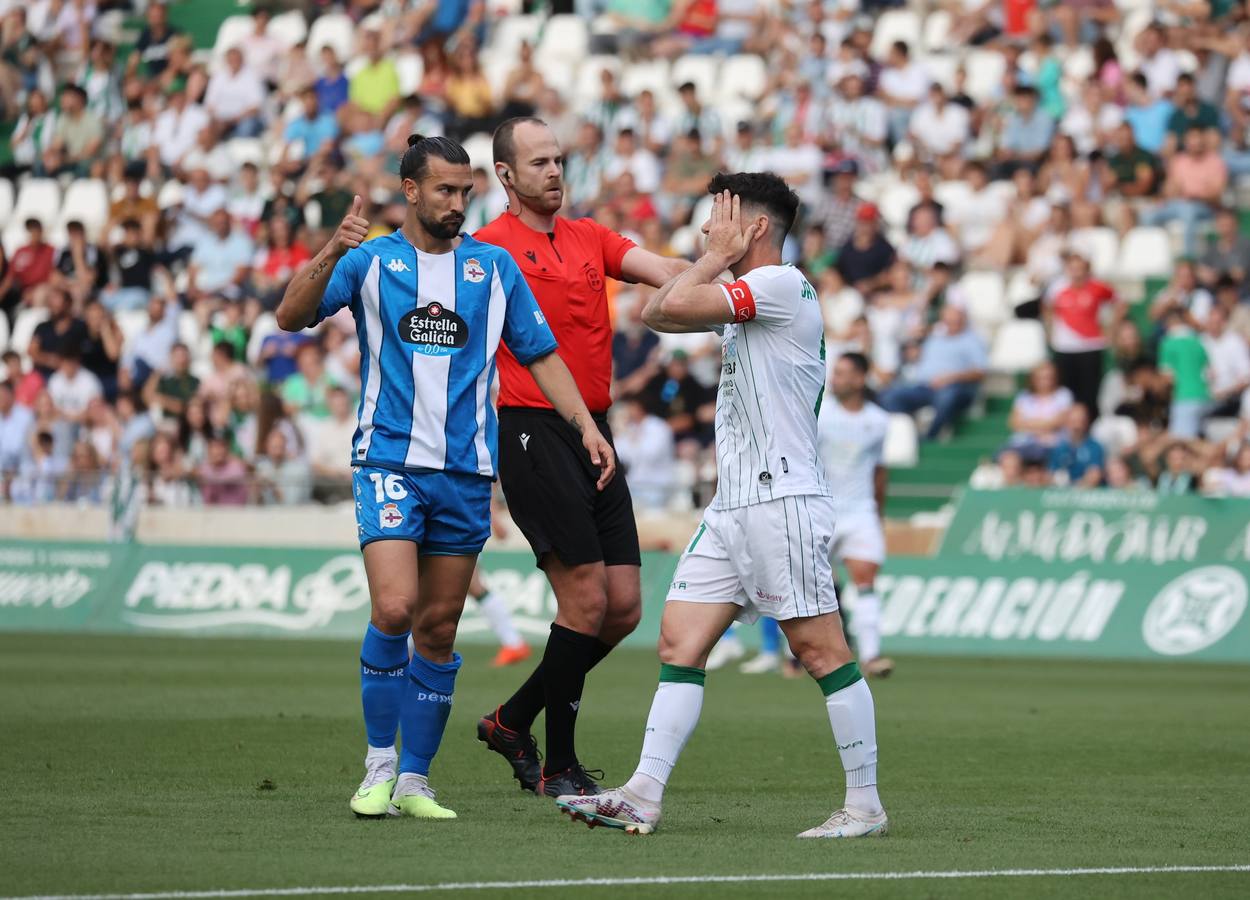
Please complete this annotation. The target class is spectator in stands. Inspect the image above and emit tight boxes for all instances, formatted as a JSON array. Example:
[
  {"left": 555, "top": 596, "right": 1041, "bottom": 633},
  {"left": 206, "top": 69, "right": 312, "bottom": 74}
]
[
  {"left": 445, "top": 38, "right": 498, "bottom": 140},
  {"left": 564, "top": 120, "right": 607, "bottom": 213},
  {"left": 80, "top": 300, "right": 122, "bottom": 401},
  {"left": 239, "top": 7, "right": 281, "bottom": 84},
  {"left": 143, "top": 342, "right": 198, "bottom": 420},
  {"left": 132, "top": 1, "right": 181, "bottom": 77},
  {"left": 61, "top": 439, "right": 104, "bottom": 503},
  {"left": 29, "top": 288, "right": 87, "bottom": 379},
  {"left": 1155, "top": 442, "right": 1200, "bottom": 494},
  {"left": 47, "top": 346, "right": 102, "bottom": 436},
  {"left": 106, "top": 171, "right": 160, "bottom": 246},
  {"left": 1142, "top": 125, "right": 1228, "bottom": 256},
  {"left": 42, "top": 84, "right": 103, "bottom": 176},
  {"left": 1101, "top": 121, "right": 1161, "bottom": 199},
  {"left": 1158, "top": 308, "right": 1212, "bottom": 439},
  {"left": 1062, "top": 78, "right": 1124, "bottom": 158},
  {"left": 1043, "top": 251, "right": 1124, "bottom": 418},
  {"left": 196, "top": 430, "right": 250, "bottom": 506},
  {"left": 1047, "top": 404, "right": 1105, "bottom": 487},
  {"left": 114, "top": 390, "right": 155, "bottom": 462},
  {"left": 305, "top": 385, "right": 355, "bottom": 502},
  {"left": 1, "top": 219, "right": 55, "bottom": 319},
  {"left": 819, "top": 159, "right": 861, "bottom": 252},
  {"left": 641, "top": 350, "right": 716, "bottom": 451},
  {"left": 340, "top": 27, "right": 400, "bottom": 134},
  {"left": 10, "top": 89, "right": 56, "bottom": 176},
  {"left": 1164, "top": 73, "right": 1221, "bottom": 157},
  {"left": 606, "top": 127, "right": 662, "bottom": 196},
  {"left": 619, "top": 89, "right": 671, "bottom": 157},
  {"left": 282, "top": 87, "right": 340, "bottom": 171},
  {"left": 613, "top": 293, "right": 661, "bottom": 396},
  {"left": 1204, "top": 441, "right": 1250, "bottom": 496},
  {"left": 1198, "top": 207, "right": 1250, "bottom": 287},
  {"left": 252, "top": 218, "right": 310, "bottom": 309},
  {"left": 11, "top": 430, "right": 66, "bottom": 505},
  {"left": 909, "top": 82, "right": 971, "bottom": 177},
  {"left": 900, "top": 202, "right": 960, "bottom": 271},
  {"left": 187, "top": 209, "right": 255, "bottom": 303},
  {"left": 878, "top": 304, "right": 987, "bottom": 440},
  {"left": 659, "top": 129, "right": 718, "bottom": 226},
  {"left": 1150, "top": 259, "right": 1216, "bottom": 332},
  {"left": 281, "top": 342, "right": 339, "bottom": 421},
  {"left": 835, "top": 203, "right": 895, "bottom": 296},
  {"left": 1137, "top": 22, "right": 1181, "bottom": 99},
  {"left": 1124, "top": 72, "right": 1174, "bottom": 156},
  {"left": 254, "top": 428, "right": 311, "bottom": 506},
  {"left": 181, "top": 123, "right": 234, "bottom": 183},
  {"left": 614, "top": 393, "right": 676, "bottom": 511},
  {"left": 52, "top": 220, "right": 107, "bottom": 306},
  {"left": 827, "top": 72, "right": 887, "bottom": 175},
  {"left": 169, "top": 164, "right": 227, "bottom": 254},
  {"left": 148, "top": 88, "right": 210, "bottom": 176},
  {"left": 1201, "top": 304, "right": 1250, "bottom": 418},
  {"left": 3, "top": 351, "right": 43, "bottom": 409},
  {"left": 104, "top": 219, "right": 159, "bottom": 312},
  {"left": 121, "top": 295, "right": 179, "bottom": 389},
  {"left": 258, "top": 328, "right": 311, "bottom": 386},
  {"left": 992, "top": 86, "right": 1054, "bottom": 180},
  {"left": 675, "top": 81, "right": 722, "bottom": 155},
  {"left": 878, "top": 41, "right": 929, "bottom": 145},
  {"left": 0, "top": 380, "right": 34, "bottom": 493},
  {"left": 314, "top": 45, "right": 349, "bottom": 116},
  {"left": 1007, "top": 361, "right": 1075, "bottom": 460}
]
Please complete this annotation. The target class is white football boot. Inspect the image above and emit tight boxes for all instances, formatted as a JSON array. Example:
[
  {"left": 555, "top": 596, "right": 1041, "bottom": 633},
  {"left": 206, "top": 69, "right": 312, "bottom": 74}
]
[
  {"left": 797, "top": 807, "right": 889, "bottom": 838},
  {"left": 555, "top": 786, "right": 661, "bottom": 835}
]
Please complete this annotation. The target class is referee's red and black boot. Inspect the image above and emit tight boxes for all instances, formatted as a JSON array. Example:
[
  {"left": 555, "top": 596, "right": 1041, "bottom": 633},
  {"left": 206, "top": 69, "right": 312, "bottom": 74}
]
[
  {"left": 477, "top": 707, "right": 542, "bottom": 793},
  {"left": 538, "top": 763, "right": 603, "bottom": 798}
]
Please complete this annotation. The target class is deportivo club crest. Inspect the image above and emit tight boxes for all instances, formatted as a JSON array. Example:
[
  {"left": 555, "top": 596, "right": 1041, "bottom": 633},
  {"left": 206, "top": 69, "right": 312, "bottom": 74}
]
[{"left": 463, "top": 258, "right": 485, "bottom": 283}]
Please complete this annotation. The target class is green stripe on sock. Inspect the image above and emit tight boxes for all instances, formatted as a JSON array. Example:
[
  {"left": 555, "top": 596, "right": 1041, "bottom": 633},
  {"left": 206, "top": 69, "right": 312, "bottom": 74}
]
[
  {"left": 659, "top": 663, "right": 705, "bottom": 686},
  {"left": 817, "top": 662, "right": 862, "bottom": 696}
]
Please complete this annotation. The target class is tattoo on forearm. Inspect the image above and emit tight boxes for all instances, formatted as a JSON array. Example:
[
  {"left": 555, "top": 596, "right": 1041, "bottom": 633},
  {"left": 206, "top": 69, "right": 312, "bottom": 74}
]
[
  {"left": 307, "top": 259, "right": 330, "bottom": 281},
  {"left": 568, "top": 413, "right": 585, "bottom": 435}
]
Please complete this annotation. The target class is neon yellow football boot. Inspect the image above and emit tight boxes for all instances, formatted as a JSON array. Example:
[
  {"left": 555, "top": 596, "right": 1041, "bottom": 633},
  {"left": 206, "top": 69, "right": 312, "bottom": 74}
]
[
  {"left": 387, "top": 774, "right": 457, "bottom": 820},
  {"left": 350, "top": 755, "right": 397, "bottom": 819}
]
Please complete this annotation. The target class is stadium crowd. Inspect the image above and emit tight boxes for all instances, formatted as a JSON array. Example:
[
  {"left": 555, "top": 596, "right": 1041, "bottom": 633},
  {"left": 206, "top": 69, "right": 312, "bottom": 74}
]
[{"left": 5, "top": 0, "right": 1250, "bottom": 513}]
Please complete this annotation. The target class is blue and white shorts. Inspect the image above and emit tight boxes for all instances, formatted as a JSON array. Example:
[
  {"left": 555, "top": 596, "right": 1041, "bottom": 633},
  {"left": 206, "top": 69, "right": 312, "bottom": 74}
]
[{"left": 353, "top": 466, "right": 492, "bottom": 556}]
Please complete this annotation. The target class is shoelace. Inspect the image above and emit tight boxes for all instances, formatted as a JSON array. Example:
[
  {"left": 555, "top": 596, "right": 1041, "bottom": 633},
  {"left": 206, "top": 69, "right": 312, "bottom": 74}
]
[
  {"left": 573, "top": 765, "right": 605, "bottom": 788},
  {"left": 359, "top": 757, "right": 396, "bottom": 791}
]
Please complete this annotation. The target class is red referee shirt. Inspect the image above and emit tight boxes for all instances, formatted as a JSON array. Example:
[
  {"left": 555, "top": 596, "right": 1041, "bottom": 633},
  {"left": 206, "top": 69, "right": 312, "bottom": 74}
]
[{"left": 475, "top": 212, "right": 635, "bottom": 413}]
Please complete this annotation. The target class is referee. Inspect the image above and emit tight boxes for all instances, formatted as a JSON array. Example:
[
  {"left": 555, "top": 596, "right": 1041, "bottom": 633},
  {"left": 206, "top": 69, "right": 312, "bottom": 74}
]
[{"left": 475, "top": 117, "right": 689, "bottom": 797}]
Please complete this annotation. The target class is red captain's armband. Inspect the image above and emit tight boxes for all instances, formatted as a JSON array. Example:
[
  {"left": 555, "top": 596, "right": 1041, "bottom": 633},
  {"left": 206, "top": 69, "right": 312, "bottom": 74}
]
[{"left": 722, "top": 280, "right": 756, "bottom": 322}]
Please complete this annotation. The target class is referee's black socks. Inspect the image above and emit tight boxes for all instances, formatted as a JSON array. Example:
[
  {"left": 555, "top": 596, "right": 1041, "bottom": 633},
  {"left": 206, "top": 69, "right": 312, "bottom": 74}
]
[
  {"left": 499, "top": 634, "right": 613, "bottom": 736},
  {"left": 538, "top": 623, "right": 601, "bottom": 776}
]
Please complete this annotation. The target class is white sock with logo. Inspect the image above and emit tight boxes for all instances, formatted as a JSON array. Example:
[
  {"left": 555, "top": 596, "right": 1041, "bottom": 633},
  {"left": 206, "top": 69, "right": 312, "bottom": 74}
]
[
  {"left": 820, "top": 664, "right": 881, "bottom": 814},
  {"left": 393, "top": 772, "right": 429, "bottom": 797},
  {"left": 624, "top": 667, "right": 705, "bottom": 804},
  {"left": 475, "top": 590, "right": 524, "bottom": 648},
  {"left": 854, "top": 588, "right": 882, "bottom": 661},
  {"left": 366, "top": 744, "right": 397, "bottom": 766}
]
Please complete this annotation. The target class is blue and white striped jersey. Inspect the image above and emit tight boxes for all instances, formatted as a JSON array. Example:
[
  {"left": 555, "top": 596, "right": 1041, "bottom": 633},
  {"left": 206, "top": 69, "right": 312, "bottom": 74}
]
[{"left": 313, "top": 231, "right": 557, "bottom": 477}]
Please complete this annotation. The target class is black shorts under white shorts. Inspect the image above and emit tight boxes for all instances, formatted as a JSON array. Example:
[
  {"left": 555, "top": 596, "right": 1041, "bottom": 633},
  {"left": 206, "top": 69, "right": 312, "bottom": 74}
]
[{"left": 497, "top": 406, "right": 641, "bottom": 569}]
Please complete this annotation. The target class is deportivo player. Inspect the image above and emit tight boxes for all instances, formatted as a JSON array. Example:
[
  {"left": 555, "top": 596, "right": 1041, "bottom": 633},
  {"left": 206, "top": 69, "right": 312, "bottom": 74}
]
[
  {"left": 474, "top": 117, "right": 688, "bottom": 798},
  {"left": 276, "top": 134, "right": 614, "bottom": 820},
  {"left": 818, "top": 352, "right": 894, "bottom": 677},
  {"left": 557, "top": 175, "right": 888, "bottom": 838}
]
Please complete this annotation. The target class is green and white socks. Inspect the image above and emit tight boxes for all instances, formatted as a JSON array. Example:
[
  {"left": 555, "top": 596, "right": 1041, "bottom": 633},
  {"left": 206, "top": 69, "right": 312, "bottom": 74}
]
[
  {"left": 624, "top": 664, "right": 706, "bottom": 804},
  {"left": 818, "top": 662, "right": 882, "bottom": 814}
]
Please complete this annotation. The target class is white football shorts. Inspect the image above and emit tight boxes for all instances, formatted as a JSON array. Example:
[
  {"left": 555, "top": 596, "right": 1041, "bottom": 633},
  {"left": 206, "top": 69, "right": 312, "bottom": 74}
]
[
  {"left": 666, "top": 495, "right": 839, "bottom": 623},
  {"left": 829, "top": 509, "right": 886, "bottom": 566}
]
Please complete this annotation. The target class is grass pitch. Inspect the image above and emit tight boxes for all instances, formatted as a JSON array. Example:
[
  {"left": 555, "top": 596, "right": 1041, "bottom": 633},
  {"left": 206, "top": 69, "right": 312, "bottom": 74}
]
[{"left": 1, "top": 633, "right": 1249, "bottom": 899}]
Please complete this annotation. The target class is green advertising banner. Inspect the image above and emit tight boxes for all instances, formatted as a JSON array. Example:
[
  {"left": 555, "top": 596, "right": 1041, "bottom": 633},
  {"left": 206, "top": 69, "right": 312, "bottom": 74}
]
[
  {"left": 2, "top": 489, "right": 1248, "bottom": 663},
  {"left": 0, "top": 542, "right": 676, "bottom": 647}
]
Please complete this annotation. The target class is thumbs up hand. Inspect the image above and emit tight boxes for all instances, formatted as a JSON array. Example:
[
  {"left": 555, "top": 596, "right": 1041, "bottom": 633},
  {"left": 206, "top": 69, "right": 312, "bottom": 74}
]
[{"left": 332, "top": 195, "right": 369, "bottom": 257}]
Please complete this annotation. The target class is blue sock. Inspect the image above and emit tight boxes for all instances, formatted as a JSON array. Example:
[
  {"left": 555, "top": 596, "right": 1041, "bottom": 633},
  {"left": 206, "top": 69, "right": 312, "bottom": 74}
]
[
  {"left": 360, "top": 624, "right": 409, "bottom": 749},
  {"left": 760, "top": 618, "right": 781, "bottom": 654},
  {"left": 399, "top": 650, "right": 462, "bottom": 776}
]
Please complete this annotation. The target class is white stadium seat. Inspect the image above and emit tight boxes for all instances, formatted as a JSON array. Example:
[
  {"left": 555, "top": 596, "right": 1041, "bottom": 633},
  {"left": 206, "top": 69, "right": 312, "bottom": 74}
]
[
  {"left": 621, "top": 59, "right": 672, "bottom": 102},
  {"left": 933, "top": 179, "right": 972, "bottom": 212},
  {"left": 247, "top": 313, "right": 279, "bottom": 367},
  {"left": 870, "top": 10, "right": 922, "bottom": 60},
  {"left": 177, "top": 311, "right": 201, "bottom": 351},
  {"left": 1204, "top": 417, "right": 1241, "bottom": 444},
  {"left": 878, "top": 182, "right": 919, "bottom": 231},
  {"left": 461, "top": 132, "right": 495, "bottom": 172},
  {"left": 306, "top": 13, "right": 355, "bottom": 63},
  {"left": 960, "top": 272, "right": 1008, "bottom": 334},
  {"left": 574, "top": 55, "right": 622, "bottom": 105},
  {"left": 668, "top": 224, "right": 700, "bottom": 257},
  {"left": 267, "top": 10, "right": 308, "bottom": 48},
  {"left": 115, "top": 310, "right": 149, "bottom": 349},
  {"left": 489, "top": 14, "right": 542, "bottom": 60},
  {"left": 212, "top": 15, "right": 254, "bottom": 59},
  {"left": 965, "top": 49, "right": 1006, "bottom": 104},
  {"left": 1070, "top": 227, "right": 1119, "bottom": 280},
  {"left": 226, "top": 138, "right": 265, "bottom": 168},
  {"left": 156, "top": 179, "right": 184, "bottom": 210},
  {"left": 990, "top": 319, "right": 1048, "bottom": 373},
  {"left": 671, "top": 54, "right": 719, "bottom": 101},
  {"left": 0, "top": 309, "right": 9, "bottom": 354},
  {"left": 1091, "top": 415, "right": 1138, "bottom": 458},
  {"left": 822, "top": 288, "right": 865, "bottom": 334},
  {"left": 10, "top": 307, "right": 49, "bottom": 365},
  {"left": 0, "top": 178, "right": 13, "bottom": 225},
  {"left": 537, "top": 14, "right": 589, "bottom": 66},
  {"left": 883, "top": 414, "right": 920, "bottom": 468},
  {"left": 717, "top": 54, "right": 767, "bottom": 105},
  {"left": 1006, "top": 269, "right": 1039, "bottom": 308},
  {"left": 1115, "top": 226, "right": 1173, "bottom": 280},
  {"left": 59, "top": 179, "right": 110, "bottom": 241},
  {"left": 11, "top": 178, "right": 62, "bottom": 228},
  {"left": 922, "top": 11, "right": 952, "bottom": 52},
  {"left": 395, "top": 52, "right": 424, "bottom": 96}
]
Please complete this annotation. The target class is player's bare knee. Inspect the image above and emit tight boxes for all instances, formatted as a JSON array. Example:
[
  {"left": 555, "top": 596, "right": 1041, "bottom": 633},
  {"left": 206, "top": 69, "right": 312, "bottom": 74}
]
[
  {"left": 412, "top": 616, "right": 459, "bottom": 661},
  {"left": 656, "top": 629, "right": 704, "bottom": 668},
  {"left": 371, "top": 595, "right": 415, "bottom": 634},
  {"left": 601, "top": 599, "right": 641, "bottom": 642}
]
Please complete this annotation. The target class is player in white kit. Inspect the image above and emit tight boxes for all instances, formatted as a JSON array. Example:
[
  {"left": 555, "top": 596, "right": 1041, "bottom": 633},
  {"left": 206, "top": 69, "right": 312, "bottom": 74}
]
[
  {"left": 818, "top": 352, "right": 895, "bottom": 677},
  {"left": 555, "top": 175, "right": 887, "bottom": 838}
]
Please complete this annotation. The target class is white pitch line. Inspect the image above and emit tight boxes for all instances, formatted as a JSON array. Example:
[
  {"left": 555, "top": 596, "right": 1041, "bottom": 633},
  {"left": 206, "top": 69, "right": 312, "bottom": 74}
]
[{"left": 4, "top": 865, "right": 1249, "bottom": 900}]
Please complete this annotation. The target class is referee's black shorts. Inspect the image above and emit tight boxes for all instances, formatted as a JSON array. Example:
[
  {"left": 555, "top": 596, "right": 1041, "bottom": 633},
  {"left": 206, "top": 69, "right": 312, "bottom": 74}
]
[{"left": 497, "top": 406, "right": 641, "bottom": 569}]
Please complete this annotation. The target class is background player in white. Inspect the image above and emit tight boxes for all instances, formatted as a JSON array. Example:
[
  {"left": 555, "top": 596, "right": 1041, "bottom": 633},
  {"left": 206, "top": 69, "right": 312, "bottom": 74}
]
[
  {"left": 818, "top": 352, "right": 895, "bottom": 677},
  {"left": 556, "top": 175, "right": 888, "bottom": 838}
]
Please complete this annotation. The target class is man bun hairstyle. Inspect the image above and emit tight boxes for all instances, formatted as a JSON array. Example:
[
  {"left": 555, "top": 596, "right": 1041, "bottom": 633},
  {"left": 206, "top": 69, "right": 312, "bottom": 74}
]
[
  {"left": 400, "top": 133, "right": 470, "bottom": 182},
  {"left": 707, "top": 171, "right": 800, "bottom": 246}
]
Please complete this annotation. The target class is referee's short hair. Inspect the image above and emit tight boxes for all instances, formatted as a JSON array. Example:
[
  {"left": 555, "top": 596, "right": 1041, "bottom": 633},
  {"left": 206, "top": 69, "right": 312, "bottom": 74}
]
[
  {"left": 707, "top": 171, "right": 800, "bottom": 247},
  {"left": 492, "top": 116, "right": 547, "bottom": 168},
  {"left": 400, "top": 133, "right": 470, "bottom": 182}
]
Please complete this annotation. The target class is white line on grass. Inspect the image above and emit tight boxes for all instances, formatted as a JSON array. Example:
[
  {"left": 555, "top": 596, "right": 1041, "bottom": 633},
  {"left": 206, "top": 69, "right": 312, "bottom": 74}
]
[{"left": 5, "top": 865, "right": 1249, "bottom": 900}]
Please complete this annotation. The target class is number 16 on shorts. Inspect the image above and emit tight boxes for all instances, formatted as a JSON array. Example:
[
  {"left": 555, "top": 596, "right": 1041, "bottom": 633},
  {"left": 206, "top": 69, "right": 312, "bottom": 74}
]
[{"left": 354, "top": 467, "right": 413, "bottom": 545}]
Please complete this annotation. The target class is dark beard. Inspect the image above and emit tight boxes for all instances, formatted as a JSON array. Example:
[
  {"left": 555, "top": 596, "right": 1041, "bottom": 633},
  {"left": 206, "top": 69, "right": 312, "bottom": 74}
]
[{"left": 419, "top": 212, "right": 464, "bottom": 240}]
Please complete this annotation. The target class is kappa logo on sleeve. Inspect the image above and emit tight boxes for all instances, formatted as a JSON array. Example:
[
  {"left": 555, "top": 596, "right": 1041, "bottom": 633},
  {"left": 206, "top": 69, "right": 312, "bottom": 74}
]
[{"left": 386, "top": 258, "right": 411, "bottom": 273}]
